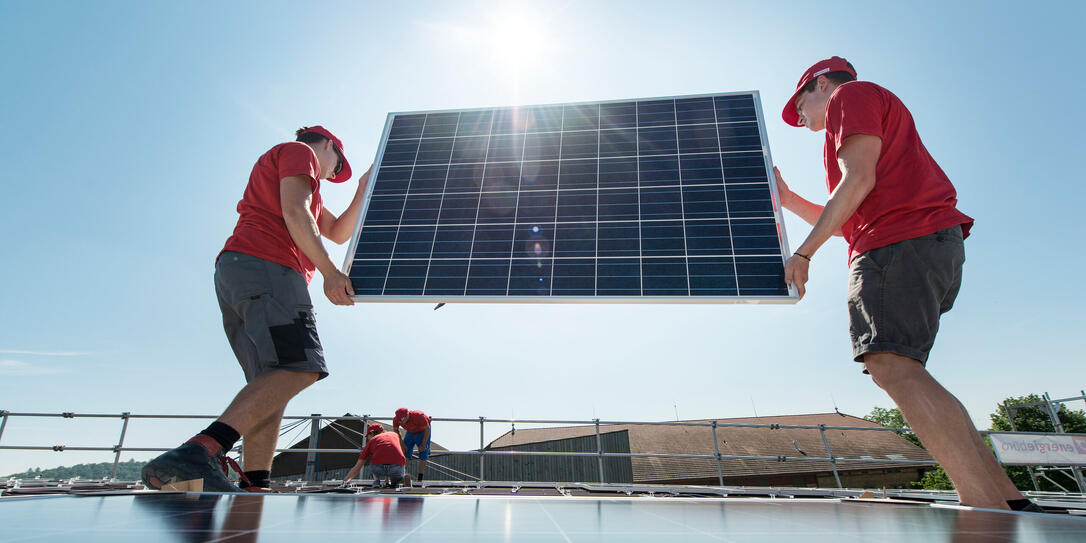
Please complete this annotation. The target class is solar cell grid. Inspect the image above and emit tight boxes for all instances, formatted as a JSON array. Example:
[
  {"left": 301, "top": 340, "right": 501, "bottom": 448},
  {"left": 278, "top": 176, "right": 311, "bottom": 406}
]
[{"left": 345, "top": 92, "right": 797, "bottom": 302}]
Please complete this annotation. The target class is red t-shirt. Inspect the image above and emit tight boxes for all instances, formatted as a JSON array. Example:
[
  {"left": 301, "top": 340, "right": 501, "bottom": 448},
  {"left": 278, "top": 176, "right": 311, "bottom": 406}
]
[
  {"left": 221, "top": 142, "right": 323, "bottom": 283},
  {"left": 394, "top": 410, "right": 431, "bottom": 434},
  {"left": 823, "top": 81, "right": 973, "bottom": 262},
  {"left": 360, "top": 432, "right": 406, "bottom": 466}
]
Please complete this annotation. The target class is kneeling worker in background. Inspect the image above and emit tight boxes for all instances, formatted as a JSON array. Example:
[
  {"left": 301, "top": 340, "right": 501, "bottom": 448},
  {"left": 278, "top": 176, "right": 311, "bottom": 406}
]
[{"left": 343, "top": 423, "right": 406, "bottom": 488}]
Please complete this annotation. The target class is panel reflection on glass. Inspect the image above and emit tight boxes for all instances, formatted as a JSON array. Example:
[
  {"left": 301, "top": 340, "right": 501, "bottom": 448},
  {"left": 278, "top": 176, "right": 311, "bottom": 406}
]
[{"left": 3, "top": 492, "right": 1070, "bottom": 542}]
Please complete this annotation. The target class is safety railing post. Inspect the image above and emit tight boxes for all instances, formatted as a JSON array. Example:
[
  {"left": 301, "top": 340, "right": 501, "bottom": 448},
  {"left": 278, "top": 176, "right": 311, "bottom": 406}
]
[
  {"left": 361, "top": 415, "right": 369, "bottom": 447},
  {"left": 110, "top": 412, "right": 131, "bottom": 480},
  {"left": 1044, "top": 392, "right": 1086, "bottom": 492},
  {"left": 1003, "top": 401, "right": 1041, "bottom": 491},
  {"left": 818, "top": 425, "right": 842, "bottom": 489},
  {"left": 712, "top": 421, "right": 724, "bottom": 487},
  {"left": 0, "top": 410, "right": 9, "bottom": 445},
  {"left": 479, "top": 416, "right": 486, "bottom": 482},
  {"left": 594, "top": 418, "right": 604, "bottom": 483},
  {"left": 304, "top": 414, "right": 321, "bottom": 482}
]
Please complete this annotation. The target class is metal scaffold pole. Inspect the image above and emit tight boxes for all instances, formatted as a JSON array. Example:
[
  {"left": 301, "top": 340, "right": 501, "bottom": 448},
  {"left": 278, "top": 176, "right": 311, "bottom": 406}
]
[
  {"left": 818, "top": 425, "right": 842, "bottom": 489},
  {"left": 0, "top": 410, "right": 9, "bottom": 445},
  {"left": 479, "top": 417, "right": 486, "bottom": 482},
  {"left": 711, "top": 421, "right": 724, "bottom": 487},
  {"left": 1002, "top": 401, "right": 1041, "bottom": 491},
  {"left": 110, "top": 412, "right": 131, "bottom": 480},
  {"left": 361, "top": 415, "right": 369, "bottom": 448},
  {"left": 595, "top": 419, "right": 604, "bottom": 483},
  {"left": 1042, "top": 392, "right": 1086, "bottom": 492},
  {"left": 304, "top": 414, "right": 321, "bottom": 482}
]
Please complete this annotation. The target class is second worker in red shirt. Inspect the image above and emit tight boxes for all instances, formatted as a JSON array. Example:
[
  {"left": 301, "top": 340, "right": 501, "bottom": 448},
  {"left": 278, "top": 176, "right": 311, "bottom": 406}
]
[{"left": 775, "top": 57, "right": 1038, "bottom": 512}]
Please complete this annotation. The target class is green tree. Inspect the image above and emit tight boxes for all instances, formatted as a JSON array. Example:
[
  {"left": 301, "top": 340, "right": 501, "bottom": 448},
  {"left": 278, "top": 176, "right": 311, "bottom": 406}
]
[
  {"left": 5, "top": 459, "right": 147, "bottom": 481},
  {"left": 864, "top": 406, "right": 923, "bottom": 448},
  {"left": 914, "top": 466, "right": 954, "bottom": 490},
  {"left": 988, "top": 394, "right": 1086, "bottom": 492}
]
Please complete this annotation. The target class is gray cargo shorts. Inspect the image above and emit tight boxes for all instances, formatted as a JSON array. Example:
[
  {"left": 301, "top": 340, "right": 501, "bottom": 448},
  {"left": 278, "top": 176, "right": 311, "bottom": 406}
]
[
  {"left": 848, "top": 226, "right": 965, "bottom": 370},
  {"left": 215, "top": 251, "right": 328, "bottom": 381}
]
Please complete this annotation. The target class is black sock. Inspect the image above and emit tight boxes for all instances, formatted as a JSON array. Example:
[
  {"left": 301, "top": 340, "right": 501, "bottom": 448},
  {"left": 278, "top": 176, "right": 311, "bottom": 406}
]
[
  {"left": 417, "top": 473, "right": 424, "bottom": 481},
  {"left": 1007, "top": 499, "right": 1043, "bottom": 512},
  {"left": 242, "top": 470, "right": 270, "bottom": 488},
  {"left": 199, "top": 421, "right": 241, "bottom": 453}
]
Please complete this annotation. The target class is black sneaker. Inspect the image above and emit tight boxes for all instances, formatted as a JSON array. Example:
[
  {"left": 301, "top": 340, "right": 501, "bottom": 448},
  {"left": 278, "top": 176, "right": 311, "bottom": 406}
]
[
  {"left": 142, "top": 436, "right": 243, "bottom": 493},
  {"left": 1008, "top": 499, "right": 1046, "bottom": 513}
]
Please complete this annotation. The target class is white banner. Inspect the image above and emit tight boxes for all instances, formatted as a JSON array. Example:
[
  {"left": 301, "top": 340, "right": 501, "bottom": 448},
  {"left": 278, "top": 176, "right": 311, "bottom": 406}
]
[{"left": 989, "top": 433, "right": 1086, "bottom": 465}]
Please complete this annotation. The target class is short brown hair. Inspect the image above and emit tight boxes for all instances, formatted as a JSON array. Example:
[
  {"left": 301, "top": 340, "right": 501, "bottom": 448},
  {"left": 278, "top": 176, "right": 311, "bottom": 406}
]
[
  {"left": 295, "top": 127, "right": 328, "bottom": 144},
  {"left": 801, "top": 61, "right": 857, "bottom": 93}
]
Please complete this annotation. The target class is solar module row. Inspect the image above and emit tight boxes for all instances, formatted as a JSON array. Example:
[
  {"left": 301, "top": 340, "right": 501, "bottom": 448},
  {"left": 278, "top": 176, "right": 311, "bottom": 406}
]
[
  {"left": 380, "top": 123, "right": 763, "bottom": 165},
  {"left": 386, "top": 95, "right": 758, "bottom": 140}
]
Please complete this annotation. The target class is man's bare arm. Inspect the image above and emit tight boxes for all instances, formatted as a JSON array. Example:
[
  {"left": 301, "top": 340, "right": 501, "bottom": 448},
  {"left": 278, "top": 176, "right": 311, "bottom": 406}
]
[
  {"left": 342, "top": 458, "right": 365, "bottom": 483},
  {"left": 784, "top": 134, "right": 882, "bottom": 298},
  {"left": 773, "top": 167, "right": 841, "bottom": 236},
  {"left": 318, "top": 165, "right": 372, "bottom": 244},
  {"left": 280, "top": 175, "right": 354, "bottom": 305}
]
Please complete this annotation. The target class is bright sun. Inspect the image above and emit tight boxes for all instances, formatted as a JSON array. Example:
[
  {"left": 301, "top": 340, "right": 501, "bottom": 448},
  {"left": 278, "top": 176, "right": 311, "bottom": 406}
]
[{"left": 486, "top": 7, "right": 551, "bottom": 87}]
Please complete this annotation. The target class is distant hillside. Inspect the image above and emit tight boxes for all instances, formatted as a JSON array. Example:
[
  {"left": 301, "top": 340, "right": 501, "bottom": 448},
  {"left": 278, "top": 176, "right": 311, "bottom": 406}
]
[{"left": 5, "top": 459, "right": 147, "bottom": 480}]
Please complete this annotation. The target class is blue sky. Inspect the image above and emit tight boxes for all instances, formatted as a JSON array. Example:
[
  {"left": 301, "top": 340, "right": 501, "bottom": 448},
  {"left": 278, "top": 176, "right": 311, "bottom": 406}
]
[{"left": 1, "top": 1, "right": 1083, "bottom": 475}]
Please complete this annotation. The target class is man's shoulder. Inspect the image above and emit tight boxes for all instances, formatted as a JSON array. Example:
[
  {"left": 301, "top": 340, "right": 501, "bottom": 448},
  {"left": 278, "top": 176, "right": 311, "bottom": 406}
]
[
  {"left": 256, "top": 141, "right": 312, "bottom": 163},
  {"left": 830, "top": 81, "right": 887, "bottom": 103},
  {"left": 268, "top": 141, "right": 316, "bottom": 159}
]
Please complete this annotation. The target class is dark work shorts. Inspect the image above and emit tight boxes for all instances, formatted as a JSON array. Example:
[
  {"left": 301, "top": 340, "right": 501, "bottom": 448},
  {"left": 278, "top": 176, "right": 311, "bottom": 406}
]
[
  {"left": 848, "top": 226, "right": 965, "bottom": 370},
  {"left": 215, "top": 251, "right": 328, "bottom": 381}
]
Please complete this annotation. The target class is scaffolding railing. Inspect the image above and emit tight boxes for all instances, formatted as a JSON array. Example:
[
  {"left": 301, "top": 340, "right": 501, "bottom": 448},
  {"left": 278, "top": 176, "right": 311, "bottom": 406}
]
[{"left": 1, "top": 409, "right": 1083, "bottom": 490}]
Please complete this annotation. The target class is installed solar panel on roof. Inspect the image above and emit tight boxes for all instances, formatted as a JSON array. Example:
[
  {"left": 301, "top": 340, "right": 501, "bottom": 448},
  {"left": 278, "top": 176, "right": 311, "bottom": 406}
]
[{"left": 344, "top": 92, "right": 797, "bottom": 303}]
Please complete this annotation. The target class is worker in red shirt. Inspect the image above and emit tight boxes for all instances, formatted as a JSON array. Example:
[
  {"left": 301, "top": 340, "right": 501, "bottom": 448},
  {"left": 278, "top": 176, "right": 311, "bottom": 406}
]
[
  {"left": 343, "top": 423, "right": 407, "bottom": 488},
  {"left": 393, "top": 407, "right": 432, "bottom": 482},
  {"left": 142, "top": 126, "right": 371, "bottom": 492},
  {"left": 775, "top": 57, "right": 1039, "bottom": 512}
]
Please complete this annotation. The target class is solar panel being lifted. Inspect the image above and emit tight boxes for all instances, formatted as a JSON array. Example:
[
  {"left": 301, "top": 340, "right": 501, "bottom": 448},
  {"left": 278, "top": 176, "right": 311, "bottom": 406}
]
[{"left": 344, "top": 92, "right": 798, "bottom": 303}]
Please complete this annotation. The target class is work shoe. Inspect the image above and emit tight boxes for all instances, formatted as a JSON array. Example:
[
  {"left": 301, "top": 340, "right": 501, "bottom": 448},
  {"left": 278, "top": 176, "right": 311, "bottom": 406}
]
[
  {"left": 141, "top": 436, "right": 243, "bottom": 492},
  {"left": 1012, "top": 500, "right": 1046, "bottom": 513}
]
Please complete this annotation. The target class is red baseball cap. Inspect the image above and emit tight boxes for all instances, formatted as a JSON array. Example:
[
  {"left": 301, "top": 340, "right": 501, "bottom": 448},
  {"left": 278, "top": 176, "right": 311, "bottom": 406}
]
[
  {"left": 781, "top": 56, "right": 856, "bottom": 127},
  {"left": 366, "top": 423, "right": 383, "bottom": 435},
  {"left": 298, "top": 125, "right": 352, "bottom": 183},
  {"left": 395, "top": 407, "right": 408, "bottom": 420}
]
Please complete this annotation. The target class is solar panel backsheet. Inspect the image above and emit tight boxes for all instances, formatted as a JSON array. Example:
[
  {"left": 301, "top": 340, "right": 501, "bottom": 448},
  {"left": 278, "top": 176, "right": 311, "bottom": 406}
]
[{"left": 344, "top": 92, "right": 797, "bottom": 303}]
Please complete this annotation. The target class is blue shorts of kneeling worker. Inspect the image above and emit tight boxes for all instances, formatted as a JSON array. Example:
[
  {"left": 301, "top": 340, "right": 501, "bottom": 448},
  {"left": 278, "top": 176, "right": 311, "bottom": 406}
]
[{"left": 403, "top": 431, "right": 431, "bottom": 460}]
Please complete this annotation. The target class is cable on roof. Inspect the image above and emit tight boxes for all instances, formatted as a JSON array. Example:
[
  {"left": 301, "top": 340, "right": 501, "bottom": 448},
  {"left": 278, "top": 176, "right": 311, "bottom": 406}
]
[
  {"left": 323, "top": 421, "right": 363, "bottom": 449},
  {"left": 326, "top": 419, "right": 368, "bottom": 440}
]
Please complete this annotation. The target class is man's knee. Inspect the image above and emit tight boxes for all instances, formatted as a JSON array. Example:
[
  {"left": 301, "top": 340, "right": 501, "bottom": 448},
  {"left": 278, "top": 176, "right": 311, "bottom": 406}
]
[
  {"left": 294, "top": 370, "right": 320, "bottom": 387},
  {"left": 863, "top": 352, "right": 928, "bottom": 391},
  {"left": 263, "top": 368, "right": 320, "bottom": 390}
]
